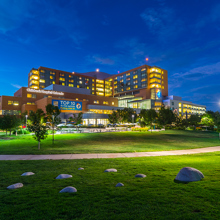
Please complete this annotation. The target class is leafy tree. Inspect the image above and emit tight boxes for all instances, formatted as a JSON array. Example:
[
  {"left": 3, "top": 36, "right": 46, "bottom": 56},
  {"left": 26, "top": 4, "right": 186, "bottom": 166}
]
[
  {"left": 0, "top": 115, "right": 21, "bottom": 136},
  {"left": 157, "top": 105, "right": 176, "bottom": 127},
  {"left": 46, "top": 104, "right": 61, "bottom": 125},
  {"left": 140, "top": 109, "right": 157, "bottom": 132},
  {"left": 119, "top": 108, "right": 137, "bottom": 123},
  {"left": 188, "top": 114, "right": 201, "bottom": 127},
  {"left": 68, "top": 112, "right": 83, "bottom": 125},
  {"left": 28, "top": 109, "right": 48, "bottom": 150},
  {"left": 201, "top": 113, "right": 214, "bottom": 130}
]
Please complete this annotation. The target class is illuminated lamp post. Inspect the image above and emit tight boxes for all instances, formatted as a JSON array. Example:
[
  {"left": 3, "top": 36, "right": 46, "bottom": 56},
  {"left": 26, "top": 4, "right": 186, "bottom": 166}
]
[
  {"left": 52, "top": 115, "right": 55, "bottom": 145},
  {"left": 132, "top": 114, "right": 135, "bottom": 126}
]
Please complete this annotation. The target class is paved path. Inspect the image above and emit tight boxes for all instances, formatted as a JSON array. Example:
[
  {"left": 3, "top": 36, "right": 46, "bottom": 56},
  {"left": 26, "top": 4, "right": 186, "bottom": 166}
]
[{"left": 0, "top": 146, "right": 220, "bottom": 161}]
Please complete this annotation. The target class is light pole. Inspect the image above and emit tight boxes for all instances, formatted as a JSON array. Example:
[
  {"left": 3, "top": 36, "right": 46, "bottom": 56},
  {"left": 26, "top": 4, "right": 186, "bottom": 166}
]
[
  {"left": 25, "top": 115, "right": 28, "bottom": 129},
  {"left": 52, "top": 115, "right": 55, "bottom": 145},
  {"left": 132, "top": 114, "right": 135, "bottom": 126}
]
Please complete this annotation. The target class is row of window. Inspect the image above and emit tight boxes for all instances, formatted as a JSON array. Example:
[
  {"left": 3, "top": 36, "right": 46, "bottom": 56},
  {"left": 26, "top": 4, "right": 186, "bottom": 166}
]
[{"left": 94, "top": 100, "right": 114, "bottom": 105}]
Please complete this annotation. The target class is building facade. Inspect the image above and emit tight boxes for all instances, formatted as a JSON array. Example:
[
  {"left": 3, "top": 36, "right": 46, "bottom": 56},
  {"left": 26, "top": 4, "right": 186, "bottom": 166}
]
[{"left": 0, "top": 65, "right": 206, "bottom": 124}]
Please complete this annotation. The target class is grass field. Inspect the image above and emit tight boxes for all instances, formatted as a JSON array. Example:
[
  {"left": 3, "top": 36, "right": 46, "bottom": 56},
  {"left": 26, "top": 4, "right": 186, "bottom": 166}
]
[
  {"left": 0, "top": 152, "right": 220, "bottom": 219},
  {"left": 0, "top": 130, "right": 219, "bottom": 155}
]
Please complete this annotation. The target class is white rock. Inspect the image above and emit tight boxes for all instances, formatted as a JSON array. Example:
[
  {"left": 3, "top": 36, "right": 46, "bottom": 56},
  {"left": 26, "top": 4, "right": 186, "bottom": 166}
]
[
  {"left": 78, "top": 167, "right": 84, "bottom": 170},
  {"left": 104, "top": 168, "right": 117, "bottom": 172},
  {"left": 135, "top": 174, "right": 146, "bottom": 178},
  {"left": 7, "top": 183, "right": 23, "bottom": 189},
  {"left": 56, "top": 174, "right": 72, "bottom": 179},
  {"left": 116, "top": 183, "right": 124, "bottom": 187},
  {"left": 175, "top": 167, "right": 204, "bottom": 182},
  {"left": 21, "top": 172, "right": 35, "bottom": 176},
  {"left": 59, "top": 186, "right": 77, "bottom": 193}
]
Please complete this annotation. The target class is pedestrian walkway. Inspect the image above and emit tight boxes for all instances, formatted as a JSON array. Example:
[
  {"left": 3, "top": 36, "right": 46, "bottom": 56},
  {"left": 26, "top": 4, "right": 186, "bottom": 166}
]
[{"left": 0, "top": 146, "right": 220, "bottom": 160}]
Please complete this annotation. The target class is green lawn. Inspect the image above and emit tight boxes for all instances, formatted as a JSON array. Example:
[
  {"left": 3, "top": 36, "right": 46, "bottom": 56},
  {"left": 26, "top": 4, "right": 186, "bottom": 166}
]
[
  {"left": 0, "top": 130, "right": 219, "bottom": 155},
  {"left": 0, "top": 152, "right": 220, "bottom": 219}
]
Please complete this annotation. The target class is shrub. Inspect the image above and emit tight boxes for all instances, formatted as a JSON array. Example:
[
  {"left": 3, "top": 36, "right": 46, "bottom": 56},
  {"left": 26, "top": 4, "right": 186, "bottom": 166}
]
[
  {"left": 196, "top": 127, "right": 202, "bottom": 130},
  {"left": 185, "top": 126, "right": 195, "bottom": 131},
  {"left": 13, "top": 129, "right": 30, "bottom": 134},
  {"left": 131, "top": 127, "right": 150, "bottom": 132}
]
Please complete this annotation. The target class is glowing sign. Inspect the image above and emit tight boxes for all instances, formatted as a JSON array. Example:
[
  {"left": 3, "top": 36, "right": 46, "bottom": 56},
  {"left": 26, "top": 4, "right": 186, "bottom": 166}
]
[
  {"left": 156, "top": 89, "right": 161, "bottom": 99},
  {"left": 27, "top": 88, "right": 64, "bottom": 96},
  {"left": 52, "top": 99, "right": 82, "bottom": 111}
]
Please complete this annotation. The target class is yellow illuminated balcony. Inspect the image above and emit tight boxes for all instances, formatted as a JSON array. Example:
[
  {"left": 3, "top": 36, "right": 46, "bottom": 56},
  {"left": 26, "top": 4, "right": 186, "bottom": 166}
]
[
  {"left": 150, "top": 73, "right": 161, "bottom": 78},
  {"left": 96, "top": 79, "right": 104, "bottom": 83},
  {"left": 30, "top": 85, "right": 39, "bottom": 89},
  {"left": 31, "top": 70, "right": 39, "bottom": 75},
  {"left": 30, "top": 79, "right": 39, "bottom": 85},
  {"left": 150, "top": 68, "right": 162, "bottom": 73},
  {"left": 150, "top": 84, "right": 161, "bottom": 88},
  {"left": 96, "top": 92, "right": 104, "bottom": 96},
  {"left": 30, "top": 75, "right": 39, "bottom": 80}
]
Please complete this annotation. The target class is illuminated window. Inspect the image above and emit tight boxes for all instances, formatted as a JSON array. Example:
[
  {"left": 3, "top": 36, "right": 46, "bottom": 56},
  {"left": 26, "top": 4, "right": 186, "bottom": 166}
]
[
  {"left": 133, "top": 80, "right": 138, "bottom": 84},
  {"left": 50, "top": 72, "right": 55, "bottom": 75},
  {"left": 83, "top": 99, "right": 88, "bottom": 101},
  {"left": 40, "top": 70, "right": 45, "bottom": 73},
  {"left": 59, "top": 77, "right": 65, "bottom": 81},
  {"left": 62, "top": 83, "right": 65, "bottom": 86},
  {"left": 162, "top": 76, "right": 164, "bottom": 79},
  {"left": 103, "top": 101, "right": 109, "bottom": 105},
  {"left": 126, "top": 73, "right": 130, "bottom": 76},
  {"left": 112, "top": 102, "right": 114, "bottom": 105},
  {"left": 60, "top": 73, "right": 65, "bottom": 76},
  {"left": 133, "top": 75, "right": 138, "bottom": 79},
  {"left": 92, "top": 79, "right": 95, "bottom": 82},
  {"left": 126, "top": 77, "right": 130, "bottom": 81},
  {"left": 114, "top": 81, "right": 117, "bottom": 84},
  {"left": 50, "top": 76, "right": 53, "bottom": 79},
  {"left": 179, "top": 108, "right": 181, "bottom": 112},
  {"left": 8, "top": 101, "right": 13, "bottom": 105},
  {"left": 162, "top": 81, "right": 164, "bottom": 84},
  {"left": 69, "top": 84, "right": 73, "bottom": 87},
  {"left": 39, "top": 79, "right": 45, "bottom": 83},
  {"left": 94, "top": 100, "right": 99, "bottom": 104},
  {"left": 133, "top": 85, "right": 138, "bottom": 89},
  {"left": 141, "top": 78, "right": 147, "bottom": 82},
  {"left": 69, "top": 79, "right": 74, "bottom": 82},
  {"left": 27, "top": 94, "right": 37, "bottom": 98},
  {"left": 126, "top": 87, "right": 130, "bottom": 90},
  {"left": 77, "top": 85, "right": 80, "bottom": 88},
  {"left": 87, "top": 86, "right": 89, "bottom": 89},
  {"left": 162, "top": 86, "right": 164, "bottom": 89},
  {"left": 179, "top": 103, "right": 181, "bottom": 107},
  {"left": 76, "top": 98, "right": 78, "bottom": 100},
  {"left": 79, "top": 81, "right": 82, "bottom": 84},
  {"left": 52, "top": 81, "right": 55, "bottom": 84}
]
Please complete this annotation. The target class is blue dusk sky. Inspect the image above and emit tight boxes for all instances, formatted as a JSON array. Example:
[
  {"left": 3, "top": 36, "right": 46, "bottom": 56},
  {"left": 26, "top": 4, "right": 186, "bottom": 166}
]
[{"left": 0, "top": 0, "right": 220, "bottom": 111}]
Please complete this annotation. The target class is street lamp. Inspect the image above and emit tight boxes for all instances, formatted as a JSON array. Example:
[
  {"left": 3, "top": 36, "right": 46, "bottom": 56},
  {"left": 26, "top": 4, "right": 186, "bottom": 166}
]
[
  {"left": 52, "top": 115, "right": 55, "bottom": 144},
  {"left": 25, "top": 115, "right": 28, "bottom": 129},
  {"left": 132, "top": 114, "right": 135, "bottom": 126}
]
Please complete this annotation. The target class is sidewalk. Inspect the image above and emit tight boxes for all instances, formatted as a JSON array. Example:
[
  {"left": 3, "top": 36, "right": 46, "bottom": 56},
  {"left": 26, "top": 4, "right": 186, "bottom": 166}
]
[{"left": 0, "top": 146, "right": 220, "bottom": 160}]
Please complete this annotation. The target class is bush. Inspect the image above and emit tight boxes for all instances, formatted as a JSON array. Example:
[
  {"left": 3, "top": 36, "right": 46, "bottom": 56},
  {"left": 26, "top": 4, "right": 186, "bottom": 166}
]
[
  {"left": 196, "top": 127, "right": 202, "bottom": 130},
  {"left": 185, "top": 126, "right": 195, "bottom": 131},
  {"left": 131, "top": 127, "right": 150, "bottom": 132},
  {"left": 13, "top": 129, "right": 30, "bottom": 134},
  {"left": 46, "top": 130, "right": 56, "bottom": 134}
]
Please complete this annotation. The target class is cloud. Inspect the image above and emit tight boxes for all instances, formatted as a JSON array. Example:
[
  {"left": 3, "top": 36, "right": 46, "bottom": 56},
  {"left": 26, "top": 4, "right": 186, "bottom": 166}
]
[
  {"left": 173, "top": 62, "right": 220, "bottom": 80},
  {"left": 86, "top": 55, "right": 115, "bottom": 65},
  {"left": 140, "top": 6, "right": 183, "bottom": 41},
  {"left": 11, "top": 84, "right": 22, "bottom": 89},
  {"left": 189, "top": 84, "right": 220, "bottom": 93}
]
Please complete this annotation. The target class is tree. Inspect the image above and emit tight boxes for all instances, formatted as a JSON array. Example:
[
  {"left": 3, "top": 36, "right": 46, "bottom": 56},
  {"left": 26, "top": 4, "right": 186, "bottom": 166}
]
[
  {"left": 118, "top": 108, "right": 137, "bottom": 124},
  {"left": 140, "top": 109, "right": 157, "bottom": 132},
  {"left": 28, "top": 109, "right": 48, "bottom": 150},
  {"left": 201, "top": 113, "right": 214, "bottom": 130},
  {"left": 157, "top": 105, "right": 176, "bottom": 127},
  {"left": 46, "top": 104, "right": 61, "bottom": 126},
  {"left": 0, "top": 115, "right": 21, "bottom": 136},
  {"left": 108, "top": 110, "right": 123, "bottom": 130},
  {"left": 188, "top": 114, "right": 201, "bottom": 127},
  {"left": 68, "top": 112, "right": 83, "bottom": 125}
]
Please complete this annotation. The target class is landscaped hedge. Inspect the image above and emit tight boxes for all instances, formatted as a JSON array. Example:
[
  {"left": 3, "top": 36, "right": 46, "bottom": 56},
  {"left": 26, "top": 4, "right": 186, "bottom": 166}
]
[
  {"left": 131, "top": 127, "right": 150, "bottom": 132},
  {"left": 13, "top": 129, "right": 30, "bottom": 134}
]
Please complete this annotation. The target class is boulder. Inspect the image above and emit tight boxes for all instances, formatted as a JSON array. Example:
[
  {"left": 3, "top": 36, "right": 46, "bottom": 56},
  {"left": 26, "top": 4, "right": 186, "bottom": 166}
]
[
  {"left": 174, "top": 167, "right": 204, "bottom": 182},
  {"left": 56, "top": 174, "right": 72, "bottom": 179},
  {"left": 104, "top": 168, "right": 117, "bottom": 172},
  {"left": 59, "top": 186, "right": 77, "bottom": 193},
  {"left": 116, "top": 183, "right": 124, "bottom": 187},
  {"left": 21, "top": 172, "right": 35, "bottom": 176},
  {"left": 135, "top": 174, "right": 146, "bottom": 178},
  {"left": 7, "top": 183, "right": 23, "bottom": 189}
]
